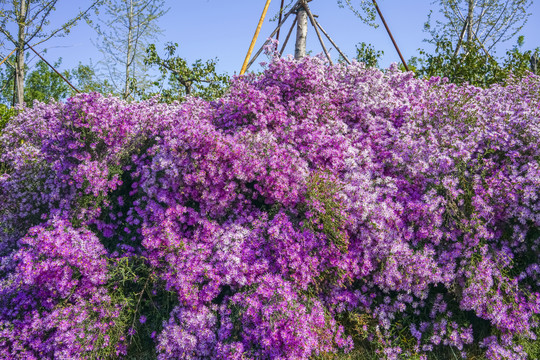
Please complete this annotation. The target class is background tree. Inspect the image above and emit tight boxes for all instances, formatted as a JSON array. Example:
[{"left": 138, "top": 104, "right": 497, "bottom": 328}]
[
  {"left": 0, "top": 54, "right": 16, "bottom": 105},
  {"left": 93, "top": 0, "right": 168, "bottom": 100},
  {"left": 23, "top": 59, "right": 70, "bottom": 103},
  {"left": 0, "top": 56, "right": 73, "bottom": 105},
  {"left": 69, "top": 62, "right": 114, "bottom": 96},
  {"left": 0, "top": 103, "right": 15, "bottom": 131},
  {"left": 354, "top": 41, "right": 384, "bottom": 67},
  {"left": 141, "top": 43, "right": 229, "bottom": 103},
  {"left": 426, "top": 0, "right": 533, "bottom": 55},
  {"left": 409, "top": 35, "right": 539, "bottom": 86},
  {"left": 0, "top": 0, "right": 101, "bottom": 105}
]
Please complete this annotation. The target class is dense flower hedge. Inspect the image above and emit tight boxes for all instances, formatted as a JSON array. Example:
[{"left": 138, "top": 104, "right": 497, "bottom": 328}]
[{"left": 1, "top": 56, "right": 539, "bottom": 359}]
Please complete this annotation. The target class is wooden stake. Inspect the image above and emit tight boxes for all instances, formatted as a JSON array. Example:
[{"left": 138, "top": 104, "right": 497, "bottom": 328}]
[
  {"left": 302, "top": 1, "right": 332, "bottom": 65},
  {"left": 276, "top": 0, "right": 285, "bottom": 41},
  {"left": 0, "top": 49, "right": 16, "bottom": 67},
  {"left": 245, "top": 3, "right": 300, "bottom": 71},
  {"left": 314, "top": 19, "right": 351, "bottom": 65},
  {"left": 240, "top": 0, "right": 273, "bottom": 75},
  {"left": 280, "top": 17, "right": 297, "bottom": 56}
]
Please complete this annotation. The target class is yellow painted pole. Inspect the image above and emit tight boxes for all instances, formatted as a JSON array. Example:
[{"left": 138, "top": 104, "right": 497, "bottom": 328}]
[
  {"left": 0, "top": 48, "right": 16, "bottom": 67},
  {"left": 240, "top": 0, "right": 272, "bottom": 75}
]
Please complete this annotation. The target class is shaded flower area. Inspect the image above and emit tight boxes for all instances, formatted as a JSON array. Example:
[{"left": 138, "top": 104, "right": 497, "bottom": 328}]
[{"left": 1, "top": 56, "right": 539, "bottom": 359}]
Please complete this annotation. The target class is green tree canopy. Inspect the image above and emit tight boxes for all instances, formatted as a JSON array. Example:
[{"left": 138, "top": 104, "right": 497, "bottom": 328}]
[{"left": 141, "top": 43, "right": 229, "bottom": 103}]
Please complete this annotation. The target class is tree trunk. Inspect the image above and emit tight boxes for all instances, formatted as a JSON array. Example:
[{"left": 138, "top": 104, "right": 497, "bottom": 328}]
[
  {"left": 295, "top": 6, "right": 308, "bottom": 60},
  {"left": 466, "top": 0, "right": 475, "bottom": 42},
  {"left": 124, "top": 0, "right": 134, "bottom": 99},
  {"left": 531, "top": 54, "right": 538, "bottom": 74},
  {"left": 14, "top": 0, "right": 27, "bottom": 106}
]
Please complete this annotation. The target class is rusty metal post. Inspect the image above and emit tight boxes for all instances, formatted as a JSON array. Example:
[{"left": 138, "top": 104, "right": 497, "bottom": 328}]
[
  {"left": 27, "top": 44, "right": 80, "bottom": 93},
  {"left": 371, "top": 0, "right": 410, "bottom": 72}
]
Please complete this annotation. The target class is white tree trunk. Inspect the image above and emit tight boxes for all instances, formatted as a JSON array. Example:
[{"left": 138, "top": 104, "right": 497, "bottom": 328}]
[
  {"left": 14, "top": 0, "right": 28, "bottom": 105},
  {"left": 295, "top": 6, "right": 307, "bottom": 60}
]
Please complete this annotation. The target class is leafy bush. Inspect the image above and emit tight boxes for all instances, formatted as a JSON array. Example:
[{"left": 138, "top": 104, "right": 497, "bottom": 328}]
[
  {"left": 0, "top": 104, "right": 15, "bottom": 132},
  {"left": 0, "top": 104, "right": 16, "bottom": 174},
  {"left": 0, "top": 56, "right": 539, "bottom": 359}
]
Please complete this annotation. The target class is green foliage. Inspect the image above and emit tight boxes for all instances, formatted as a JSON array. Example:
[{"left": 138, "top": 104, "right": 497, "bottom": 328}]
[
  {"left": 23, "top": 59, "right": 71, "bottom": 104},
  {"left": 501, "top": 38, "right": 540, "bottom": 78},
  {"left": 0, "top": 104, "right": 16, "bottom": 132},
  {"left": 0, "top": 104, "right": 16, "bottom": 173},
  {"left": 354, "top": 42, "right": 384, "bottom": 68},
  {"left": 336, "top": 0, "right": 378, "bottom": 28},
  {"left": 303, "top": 171, "right": 350, "bottom": 253},
  {"left": 87, "top": 256, "right": 177, "bottom": 359},
  {"left": 0, "top": 54, "right": 17, "bottom": 105},
  {"left": 519, "top": 325, "right": 540, "bottom": 360},
  {"left": 1, "top": 57, "right": 113, "bottom": 106},
  {"left": 141, "top": 43, "right": 230, "bottom": 103},
  {"left": 409, "top": 37, "right": 539, "bottom": 87},
  {"left": 1, "top": 56, "right": 75, "bottom": 105}
]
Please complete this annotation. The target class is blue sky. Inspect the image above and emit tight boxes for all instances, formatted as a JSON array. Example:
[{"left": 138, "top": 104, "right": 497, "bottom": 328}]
[{"left": 4, "top": 0, "right": 540, "bottom": 76}]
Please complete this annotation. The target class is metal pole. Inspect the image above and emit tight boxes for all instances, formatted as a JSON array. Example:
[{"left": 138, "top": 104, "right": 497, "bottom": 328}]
[
  {"left": 240, "top": 0, "right": 273, "bottom": 75},
  {"left": 27, "top": 44, "right": 80, "bottom": 93},
  {"left": 371, "top": 0, "right": 410, "bottom": 72}
]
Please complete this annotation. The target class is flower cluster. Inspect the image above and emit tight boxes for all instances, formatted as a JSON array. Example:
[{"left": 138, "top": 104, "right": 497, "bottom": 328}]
[
  {"left": 0, "top": 219, "right": 124, "bottom": 358},
  {"left": 1, "top": 56, "right": 539, "bottom": 359}
]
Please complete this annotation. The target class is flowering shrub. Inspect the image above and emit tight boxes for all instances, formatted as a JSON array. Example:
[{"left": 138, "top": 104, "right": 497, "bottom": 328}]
[{"left": 0, "top": 56, "right": 539, "bottom": 359}]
